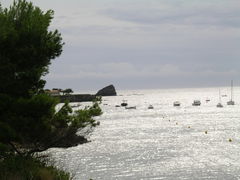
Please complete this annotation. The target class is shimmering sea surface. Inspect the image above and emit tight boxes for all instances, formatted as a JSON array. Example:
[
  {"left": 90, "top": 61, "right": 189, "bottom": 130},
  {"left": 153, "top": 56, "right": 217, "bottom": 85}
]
[{"left": 48, "top": 87, "right": 240, "bottom": 180}]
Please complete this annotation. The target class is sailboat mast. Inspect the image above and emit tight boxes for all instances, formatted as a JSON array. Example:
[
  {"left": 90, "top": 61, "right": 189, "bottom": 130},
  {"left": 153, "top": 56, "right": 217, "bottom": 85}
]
[
  {"left": 219, "top": 89, "right": 221, "bottom": 103},
  {"left": 231, "top": 80, "right": 233, "bottom": 101}
]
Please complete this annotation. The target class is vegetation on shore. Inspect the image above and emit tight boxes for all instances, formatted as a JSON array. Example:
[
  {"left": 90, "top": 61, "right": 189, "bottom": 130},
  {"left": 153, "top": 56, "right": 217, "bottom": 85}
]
[
  {"left": 0, "top": 155, "right": 71, "bottom": 180},
  {"left": 0, "top": 0, "right": 101, "bottom": 179}
]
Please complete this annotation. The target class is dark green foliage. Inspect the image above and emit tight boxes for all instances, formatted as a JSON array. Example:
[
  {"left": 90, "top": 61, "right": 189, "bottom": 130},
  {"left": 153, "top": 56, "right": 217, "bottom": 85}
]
[
  {"left": 0, "top": 155, "right": 70, "bottom": 180},
  {"left": 0, "top": 1, "right": 102, "bottom": 179},
  {"left": 0, "top": 85, "right": 102, "bottom": 156},
  {"left": 0, "top": 0, "right": 63, "bottom": 98},
  {"left": 0, "top": 0, "right": 102, "bottom": 157},
  {"left": 72, "top": 102, "right": 102, "bottom": 128},
  {"left": 62, "top": 88, "right": 74, "bottom": 95}
]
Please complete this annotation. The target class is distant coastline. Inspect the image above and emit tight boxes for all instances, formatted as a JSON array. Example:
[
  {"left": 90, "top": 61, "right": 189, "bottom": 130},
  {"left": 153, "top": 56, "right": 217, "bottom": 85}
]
[{"left": 49, "top": 84, "right": 117, "bottom": 102}]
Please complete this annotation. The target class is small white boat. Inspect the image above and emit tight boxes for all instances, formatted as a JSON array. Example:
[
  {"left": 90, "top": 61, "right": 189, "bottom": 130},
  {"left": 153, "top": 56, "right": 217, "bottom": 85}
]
[
  {"left": 192, "top": 100, "right": 201, "bottom": 106},
  {"left": 173, "top": 101, "right": 181, "bottom": 106},
  {"left": 227, "top": 101, "right": 235, "bottom": 105},
  {"left": 125, "top": 106, "right": 136, "bottom": 109},
  {"left": 227, "top": 80, "right": 235, "bottom": 105},
  {"left": 148, "top": 105, "right": 154, "bottom": 109}
]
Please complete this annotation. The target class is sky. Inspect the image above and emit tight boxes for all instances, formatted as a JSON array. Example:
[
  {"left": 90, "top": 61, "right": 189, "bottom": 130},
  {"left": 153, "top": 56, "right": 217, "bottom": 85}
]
[{"left": 1, "top": 0, "right": 240, "bottom": 91}]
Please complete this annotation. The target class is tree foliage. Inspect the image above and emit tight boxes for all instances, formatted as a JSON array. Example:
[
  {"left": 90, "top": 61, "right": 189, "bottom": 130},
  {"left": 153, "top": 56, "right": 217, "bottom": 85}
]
[
  {"left": 0, "top": 154, "right": 70, "bottom": 179},
  {"left": 0, "top": 0, "right": 63, "bottom": 97},
  {"left": 0, "top": 0, "right": 101, "bottom": 157},
  {"left": 62, "top": 88, "right": 73, "bottom": 95}
]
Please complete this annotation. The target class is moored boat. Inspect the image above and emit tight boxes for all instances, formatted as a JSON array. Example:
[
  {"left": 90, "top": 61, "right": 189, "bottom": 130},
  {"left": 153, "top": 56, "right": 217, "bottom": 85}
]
[
  {"left": 192, "top": 100, "right": 201, "bottom": 106},
  {"left": 173, "top": 101, "right": 181, "bottom": 106},
  {"left": 125, "top": 106, "right": 136, "bottom": 109},
  {"left": 227, "top": 101, "right": 235, "bottom": 105},
  {"left": 121, "top": 100, "right": 128, "bottom": 107},
  {"left": 206, "top": 98, "right": 210, "bottom": 103},
  {"left": 148, "top": 105, "right": 154, "bottom": 109},
  {"left": 216, "top": 103, "right": 223, "bottom": 108},
  {"left": 217, "top": 89, "right": 223, "bottom": 108},
  {"left": 227, "top": 80, "right": 235, "bottom": 105}
]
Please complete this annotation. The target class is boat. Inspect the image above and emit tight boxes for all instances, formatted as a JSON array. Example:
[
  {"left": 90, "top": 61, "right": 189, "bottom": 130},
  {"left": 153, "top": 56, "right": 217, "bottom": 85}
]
[
  {"left": 148, "top": 105, "right": 154, "bottom": 109},
  {"left": 173, "top": 101, "right": 181, "bottom": 106},
  {"left": 125, "top": 106, "right": 136, "bottom": 109},
  {"left": 216, "top": 89, "right": 223, "bottom": 108},
  {"left": 121, "top": 100, "right": 128, "bottom": 107},
  {"left": 206, "top": 98, "right": 210, "bottom": 103},
  {"left": 227, "top": 80, "right": 235, "bottom": 105},
  {"left": 216, "top": 103, "right": 223, "bottom": 108},
  {"left": 192, "top": 100, "right": 201, "bottom": 106}
]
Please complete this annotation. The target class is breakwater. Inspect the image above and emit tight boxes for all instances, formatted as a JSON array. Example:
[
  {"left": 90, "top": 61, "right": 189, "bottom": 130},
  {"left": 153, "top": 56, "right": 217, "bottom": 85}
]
[{"left": 54, "top": 94, "right": 97, "bottom": 103}]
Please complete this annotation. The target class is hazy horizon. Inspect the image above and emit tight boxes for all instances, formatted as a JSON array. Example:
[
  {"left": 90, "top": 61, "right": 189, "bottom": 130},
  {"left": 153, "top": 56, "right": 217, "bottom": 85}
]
[
  {"left": 67, "top": 84, "right": 238, "bottom": 95},
  {"left": 2, "top": 0, "right": 240, "bottom": 91}
]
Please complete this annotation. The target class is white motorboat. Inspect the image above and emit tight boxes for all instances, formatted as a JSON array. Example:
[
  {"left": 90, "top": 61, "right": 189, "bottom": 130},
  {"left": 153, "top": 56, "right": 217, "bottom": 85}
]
[
  {"left": 227, "top": 101, "right": 235, "bottom": 105},
  {"left": 192, "top": 100, "right": 201, "bottom": 106},
  {"left": 173, "top": 101, "right": 181, "bottom": 106}
]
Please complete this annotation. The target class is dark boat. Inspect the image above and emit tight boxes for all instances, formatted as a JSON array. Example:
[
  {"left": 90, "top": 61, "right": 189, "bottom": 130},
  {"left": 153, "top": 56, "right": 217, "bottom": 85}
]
[
  {"left": 121, "top": 100, "right": 128, "bottom": 107},
  {"left": 227, "top": 80, "right": 235, "bottom": 105}
]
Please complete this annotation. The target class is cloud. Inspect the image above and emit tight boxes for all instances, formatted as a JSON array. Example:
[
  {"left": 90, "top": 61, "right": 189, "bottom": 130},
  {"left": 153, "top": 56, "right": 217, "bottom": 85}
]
[
  {"left": 3, "top": 0, "right": 239, "bottom": 89},
  {"left": 47, "top": 63, "right": 184, "bottom": 79},
  {"left": 48, "top": 0, "right": 240, "bottom": 54},
  {"left": 102, "top": 1, "right": 240, "bottom": 28}
]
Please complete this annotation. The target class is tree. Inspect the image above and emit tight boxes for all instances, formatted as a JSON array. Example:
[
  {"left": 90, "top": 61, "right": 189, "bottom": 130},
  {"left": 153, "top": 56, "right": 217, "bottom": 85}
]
[
  {"left": 0, "top": 0, "right": 63, "bottom": 98},
  {"left": 0, "top": 0, "right": 101, "bottom": 157},
  {"left": 62, "top": 88, "right": 74, "bottom": 95}
]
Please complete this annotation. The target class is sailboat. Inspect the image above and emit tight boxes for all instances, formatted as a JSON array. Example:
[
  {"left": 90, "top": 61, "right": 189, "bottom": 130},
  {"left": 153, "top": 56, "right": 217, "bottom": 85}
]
[
  {"left": 227, "top": 80, "right": 235, "bottom": 105},
  {"left": 216, "top": 89, "right": 223, "bottom": 108}
]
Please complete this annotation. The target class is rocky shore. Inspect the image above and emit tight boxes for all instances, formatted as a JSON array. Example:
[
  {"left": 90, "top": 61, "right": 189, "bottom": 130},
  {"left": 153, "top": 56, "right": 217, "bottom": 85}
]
[{"left": 55, "top": 84, "right": 117, "bottom": 103}]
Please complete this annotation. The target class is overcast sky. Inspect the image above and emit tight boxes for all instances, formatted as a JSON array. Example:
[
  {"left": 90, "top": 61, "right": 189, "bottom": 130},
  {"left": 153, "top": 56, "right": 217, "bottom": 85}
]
[{"left": 2, "top": 0, "right": 240, "bottom": 91}]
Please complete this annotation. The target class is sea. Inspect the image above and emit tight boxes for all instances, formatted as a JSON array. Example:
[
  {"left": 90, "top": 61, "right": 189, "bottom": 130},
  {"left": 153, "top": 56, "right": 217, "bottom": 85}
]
[{"left": 48, "top": 87, "right": 240, "bottom": 180}]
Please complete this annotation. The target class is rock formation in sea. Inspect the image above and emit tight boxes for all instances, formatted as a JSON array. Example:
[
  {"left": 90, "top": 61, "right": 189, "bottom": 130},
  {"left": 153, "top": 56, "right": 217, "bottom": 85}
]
[{"left": 96, "top": 84, "right": 117, "bottom": 96}]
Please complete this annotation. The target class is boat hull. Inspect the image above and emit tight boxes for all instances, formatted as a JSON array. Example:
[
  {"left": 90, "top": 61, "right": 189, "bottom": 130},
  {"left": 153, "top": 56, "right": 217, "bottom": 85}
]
[{"left": 227, "top": 101, "right": 235, "bottom": 105}]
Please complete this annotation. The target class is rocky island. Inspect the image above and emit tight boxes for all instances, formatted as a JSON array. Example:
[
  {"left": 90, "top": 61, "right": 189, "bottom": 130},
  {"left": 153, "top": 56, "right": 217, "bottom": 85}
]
[{"left": 96, "top": 84, "right": 117, "bottom": 96}]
